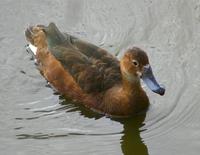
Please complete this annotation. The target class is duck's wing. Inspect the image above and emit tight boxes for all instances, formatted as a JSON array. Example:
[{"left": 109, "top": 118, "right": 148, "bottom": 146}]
[
  {"left": 44, "top": 22, "right": 119, "bottom": 65},
  {"left": 63, "top": 33, "right": 116, "bottom": 60},
  {"left": 43, "top": 23, "right": 121, "bottom": 93},
  {"left": 50, "top": 44, "right": 121, "bottom": 94}
]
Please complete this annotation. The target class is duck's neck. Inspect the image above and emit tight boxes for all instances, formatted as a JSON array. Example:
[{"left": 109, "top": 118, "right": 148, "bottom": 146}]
[{"left": 121, "top": 71, "right": 142, "bottom": 96}]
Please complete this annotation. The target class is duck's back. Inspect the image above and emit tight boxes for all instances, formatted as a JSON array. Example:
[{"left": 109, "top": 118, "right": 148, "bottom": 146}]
[{"left": 45, "top": 25, "right": 121, "bottom": 93}]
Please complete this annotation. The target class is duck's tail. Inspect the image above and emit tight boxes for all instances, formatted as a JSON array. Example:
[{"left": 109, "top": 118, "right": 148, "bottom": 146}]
[{"left": 26, "top": 44, "right": 98, "bottom": 109}]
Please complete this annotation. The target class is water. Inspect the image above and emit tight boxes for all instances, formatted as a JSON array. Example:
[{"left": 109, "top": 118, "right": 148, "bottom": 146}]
[{"left": 1, "top": 0, "right": 200, "bottom": 154}]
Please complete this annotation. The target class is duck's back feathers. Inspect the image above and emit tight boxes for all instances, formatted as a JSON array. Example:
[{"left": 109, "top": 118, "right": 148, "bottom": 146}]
[{"left": 49, "top": 36, "right": 121, "bottom": 93}]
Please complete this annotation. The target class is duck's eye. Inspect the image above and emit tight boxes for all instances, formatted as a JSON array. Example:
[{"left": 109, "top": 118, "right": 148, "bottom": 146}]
[{"left": 132, "top": 60, "right": 139, "bottom": 67}]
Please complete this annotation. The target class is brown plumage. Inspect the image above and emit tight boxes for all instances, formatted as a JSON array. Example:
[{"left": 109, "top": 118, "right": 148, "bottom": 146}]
[{"left": 25, "top": 23, "right": 165, "bottom": 117}]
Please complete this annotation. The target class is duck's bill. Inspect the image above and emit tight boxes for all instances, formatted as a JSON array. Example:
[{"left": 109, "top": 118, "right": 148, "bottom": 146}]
[{"left": 141, "top": 65, "right": 165, "bottom": 96}]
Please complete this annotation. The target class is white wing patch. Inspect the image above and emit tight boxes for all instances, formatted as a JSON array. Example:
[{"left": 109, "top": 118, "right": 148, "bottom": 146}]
[{"left": 28, "top": 43, "right": 37, "bottom": 55}]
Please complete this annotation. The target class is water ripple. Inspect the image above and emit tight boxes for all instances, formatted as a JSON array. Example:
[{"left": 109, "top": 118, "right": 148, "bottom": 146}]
[{"left": 16, "top": 131, "right": 122, "bottom": 140}]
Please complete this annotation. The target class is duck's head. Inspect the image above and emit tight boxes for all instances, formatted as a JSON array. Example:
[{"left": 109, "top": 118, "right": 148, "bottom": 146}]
[
  {"left": 120, "top": 47, "right": 165, "bottom": 96},
  {"left": 25, "top": 23, "right": 65, "bottom": 49}
]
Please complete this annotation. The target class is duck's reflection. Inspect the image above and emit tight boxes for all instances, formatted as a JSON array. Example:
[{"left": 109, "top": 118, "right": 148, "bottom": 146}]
[
  {"left": 114, "top": 115, "right": 148, "bottom": 155},
  {"left": 16, "top": 95, "right": 148, "bottom": 154},
  {"left": 60, "top": 96, "right": 148, "bottom": 155}
]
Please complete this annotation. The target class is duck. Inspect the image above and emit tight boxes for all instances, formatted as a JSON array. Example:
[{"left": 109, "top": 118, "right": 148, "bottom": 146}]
[{"left": 25, "top": 23, "right": 165, "bottom": 117}]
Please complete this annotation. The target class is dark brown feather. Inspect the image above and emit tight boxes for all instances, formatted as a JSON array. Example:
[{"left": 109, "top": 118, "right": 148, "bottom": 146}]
[{"left": 47, "top": 30, "right": 122, "bottom": 93}]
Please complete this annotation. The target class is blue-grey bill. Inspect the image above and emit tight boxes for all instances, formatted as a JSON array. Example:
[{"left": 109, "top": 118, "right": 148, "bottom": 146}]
[{"left": 142, "top": 65, "right": 165, "bottom": 96}]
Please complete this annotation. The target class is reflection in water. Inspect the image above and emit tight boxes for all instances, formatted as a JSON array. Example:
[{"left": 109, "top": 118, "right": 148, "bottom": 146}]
[
  {"left": 62, "top": 98, "right": 149, "bottom": 155},
  {"left": 16, "top": 96, "right": 148, "bottom": 155},
  {"left": 115, "top": 115, "right": 148, "bottom": 155},
  {"left": 59, "top": 96, "right": 103, "bottom": 119}
]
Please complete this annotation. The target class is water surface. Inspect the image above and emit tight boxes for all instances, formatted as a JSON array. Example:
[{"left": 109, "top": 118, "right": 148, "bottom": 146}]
[{"left": 1, "top": 0, "right": 200, "bottom": 155}]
